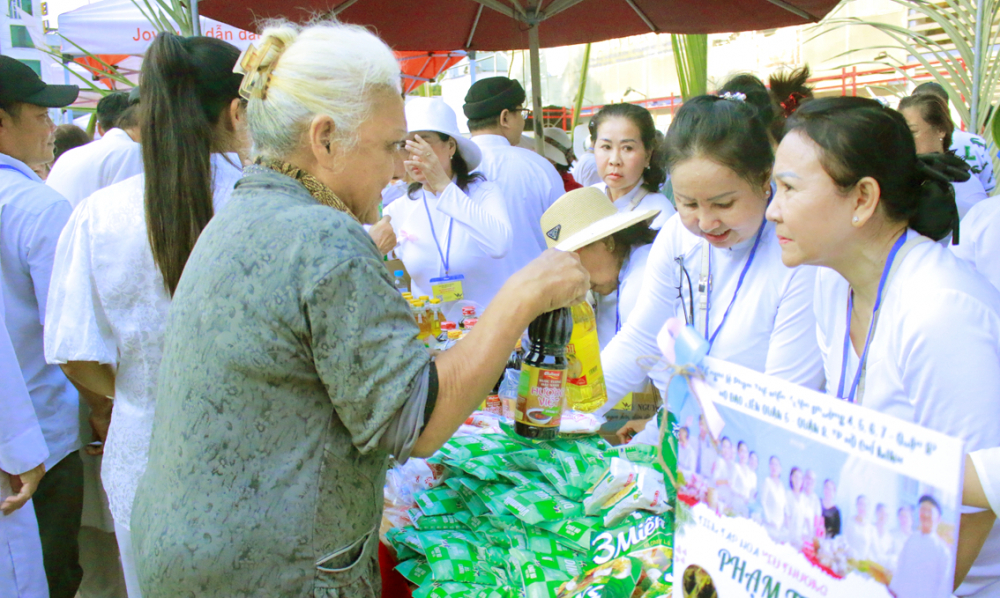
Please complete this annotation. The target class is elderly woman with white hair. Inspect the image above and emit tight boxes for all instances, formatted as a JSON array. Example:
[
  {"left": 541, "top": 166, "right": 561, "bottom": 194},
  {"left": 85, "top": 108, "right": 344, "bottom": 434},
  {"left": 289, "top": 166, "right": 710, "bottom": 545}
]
[{"left": 129, "top": 21, "right": 588, "bottom": 598}]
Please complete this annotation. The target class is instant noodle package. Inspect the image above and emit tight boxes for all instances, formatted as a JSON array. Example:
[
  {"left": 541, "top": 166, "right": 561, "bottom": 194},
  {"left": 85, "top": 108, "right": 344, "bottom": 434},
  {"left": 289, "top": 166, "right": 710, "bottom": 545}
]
[{"left": 385, "top": 422, "right": 674, "bottom": 598}]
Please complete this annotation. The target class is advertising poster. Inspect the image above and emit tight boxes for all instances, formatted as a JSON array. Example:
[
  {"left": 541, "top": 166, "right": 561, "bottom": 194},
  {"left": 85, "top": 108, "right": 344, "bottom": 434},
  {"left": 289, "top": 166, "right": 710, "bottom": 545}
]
[{"left": 670, "top": 357, "right": 964, "bottom": 598}]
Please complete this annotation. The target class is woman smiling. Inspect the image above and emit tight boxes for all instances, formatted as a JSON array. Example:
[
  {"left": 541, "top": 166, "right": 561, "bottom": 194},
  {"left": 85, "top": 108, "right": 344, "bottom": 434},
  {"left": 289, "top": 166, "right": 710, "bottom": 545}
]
[{"left": 600, "top": 92, "right": 823, "bottom": 444}]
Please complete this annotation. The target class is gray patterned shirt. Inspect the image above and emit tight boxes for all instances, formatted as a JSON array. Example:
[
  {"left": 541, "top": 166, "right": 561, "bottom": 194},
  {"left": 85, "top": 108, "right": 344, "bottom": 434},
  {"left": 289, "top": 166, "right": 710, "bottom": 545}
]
[{"left": 131, "top": 167, "right": 429, "bottom": 598}]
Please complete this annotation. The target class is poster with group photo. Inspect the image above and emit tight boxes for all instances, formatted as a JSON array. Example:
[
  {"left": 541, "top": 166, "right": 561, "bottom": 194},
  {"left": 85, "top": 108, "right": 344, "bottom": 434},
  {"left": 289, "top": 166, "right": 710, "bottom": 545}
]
[{"left": 670, "top": 356, "right": 964, "bottom": 598}]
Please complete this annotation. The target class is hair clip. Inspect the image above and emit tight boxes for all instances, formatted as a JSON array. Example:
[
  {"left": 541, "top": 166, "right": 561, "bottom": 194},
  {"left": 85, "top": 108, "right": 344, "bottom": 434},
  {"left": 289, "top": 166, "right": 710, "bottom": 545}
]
[
  {"left": 234, "top": 37, "right": 285, "bottom": 101},
  {"left": 719, "top": 91, "right": 747, "bottom": 103}
]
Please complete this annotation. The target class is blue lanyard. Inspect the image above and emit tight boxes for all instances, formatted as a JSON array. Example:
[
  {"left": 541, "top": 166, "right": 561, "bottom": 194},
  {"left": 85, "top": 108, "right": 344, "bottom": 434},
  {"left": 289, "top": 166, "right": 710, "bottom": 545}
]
[
  {"left": 421, "top": 192, "right": 454, "bottom": 276},
  {"left": 0, "top": 164, "right": 31, "bottom": 180},
  {"left": 836, "top": 233, "right": 908, "bottom": 402},
  {"left": 704, "top": 220, "right": 766, "bottom": 348}
]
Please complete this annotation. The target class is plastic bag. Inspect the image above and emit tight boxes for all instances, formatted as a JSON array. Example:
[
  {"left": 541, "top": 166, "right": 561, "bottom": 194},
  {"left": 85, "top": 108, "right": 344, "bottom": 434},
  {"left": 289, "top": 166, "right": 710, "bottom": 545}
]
[
  {"left": 556, "top": 556, "right": 644, "bottom": 598},
  {"left": 502, "top": 484, "right": 584, "bottom": 525}
]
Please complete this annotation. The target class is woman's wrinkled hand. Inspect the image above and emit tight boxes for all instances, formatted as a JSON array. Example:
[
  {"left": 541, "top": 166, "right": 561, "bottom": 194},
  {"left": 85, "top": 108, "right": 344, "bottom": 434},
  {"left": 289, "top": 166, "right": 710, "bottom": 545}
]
[
  {"left": 509, "top": 249, "right": 590, "bottom": 315},
  {"left": 404, "top": 135, "right": 451, "bottom": 195}
]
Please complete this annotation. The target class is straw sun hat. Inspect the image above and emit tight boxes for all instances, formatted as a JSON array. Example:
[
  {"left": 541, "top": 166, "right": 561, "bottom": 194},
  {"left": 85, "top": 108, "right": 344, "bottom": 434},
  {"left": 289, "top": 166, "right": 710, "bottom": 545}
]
[
  {"left": 405, "top": 97, "right": 482, "bottom": 171},
  {"left": 541, "top": 187, "right": 660, "bottom": 252}
]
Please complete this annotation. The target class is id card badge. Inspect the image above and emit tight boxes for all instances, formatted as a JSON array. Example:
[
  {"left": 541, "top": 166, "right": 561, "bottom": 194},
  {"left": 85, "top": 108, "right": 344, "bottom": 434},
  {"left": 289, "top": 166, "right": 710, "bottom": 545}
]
[{"left": 430, "top": 275, "right": 465, "bottom": 302}]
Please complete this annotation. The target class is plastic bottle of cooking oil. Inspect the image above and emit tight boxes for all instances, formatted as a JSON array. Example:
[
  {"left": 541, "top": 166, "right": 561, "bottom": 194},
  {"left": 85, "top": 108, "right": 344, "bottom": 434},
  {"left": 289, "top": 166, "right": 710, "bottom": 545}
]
[{"left": 565, "top": 302, "right": 607, "bottom": 413}]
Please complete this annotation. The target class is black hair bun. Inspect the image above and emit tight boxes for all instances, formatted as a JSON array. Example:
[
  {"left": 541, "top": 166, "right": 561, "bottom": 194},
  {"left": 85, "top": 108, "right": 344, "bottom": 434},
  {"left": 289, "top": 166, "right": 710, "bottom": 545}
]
[{"left": 910, "top": 153, "right": 967, "bottom": 244}]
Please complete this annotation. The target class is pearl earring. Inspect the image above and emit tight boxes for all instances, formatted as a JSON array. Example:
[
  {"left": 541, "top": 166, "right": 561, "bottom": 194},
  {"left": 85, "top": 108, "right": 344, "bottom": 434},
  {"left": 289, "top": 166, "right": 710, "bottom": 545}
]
[{"left": 853, "top": 216, "right": 860, "bottom": 223}]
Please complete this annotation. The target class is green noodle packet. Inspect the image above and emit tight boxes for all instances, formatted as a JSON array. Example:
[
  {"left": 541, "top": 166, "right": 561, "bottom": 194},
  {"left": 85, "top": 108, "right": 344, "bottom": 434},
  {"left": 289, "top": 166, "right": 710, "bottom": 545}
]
[
  {"left": 502, "top": 484, "right": 583, "bottom": 525},
  {"left": 497, "top": 467, "right": 550, "bottom": 488},
  {"left": 411, "top": 582, "right": 491, "bottom": 598},
  {"left": 506, "top": 528, "right": 577, "bottom": 559},
  {"left": 473, "top": 482, "right": 517, "bottom": 516},
  {"left": 584, "top": 458, "right": 640, "bottom": 516},
  {"left": 509, "top": 548, "right": 582, "bottom": 598},
  {"left": 588, "top": 511, "right": 673, "bottom": 567},
  {"left": 436, "top": 434, "right": 525, "bottom": 462},
  {"left": 408, "top": 509, "right": 468, "bottom": 531},
  {"left": 556, "top": 556, "right": 644, "bottom": 598},
  {"left": 385, "top": 526, "right": 423, "bottom": 558},
  {"left": 535, "top": 516, "right": 602, "bottom": 553},
  {"left": 422, "top": 535, "right": 479, "bottom": 583},
  {"left": 445, "top": 478, "right": 492, "bottom": 516},
  {"left": 414, "top": 487, "right": 464, "bottom": 516},
  {"left": 450, "top": 454, "right": 508, "bottom": 481},
  {"left": 395, "top": 558, "right": 432, "bottom": 585},
  {"left": 603, "top": 444, "right": 659, "bottom": 467}
]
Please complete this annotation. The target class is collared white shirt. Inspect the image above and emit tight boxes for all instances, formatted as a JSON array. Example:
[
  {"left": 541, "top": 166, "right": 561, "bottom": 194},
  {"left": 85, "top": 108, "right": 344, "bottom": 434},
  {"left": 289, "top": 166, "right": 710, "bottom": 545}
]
[
  {"left": 0, "top": 153, "right": 79, "bottom": 471},
  {"left": 0, "top": 269, "right": 49, "bottom": 598},
  {"left": 595, "top": 243, "right": 651, "bottom": 350},
  {"left": 953, "top": 130, "right": 996, "bottom": 195},
  {"left": 601, "top": 214, "right": 824, "bottom": 413},
  {"left": 570, "top": 151, "right": 601, "bottom": 187},
  {"left": 955, "top": 176, "right": 989, "bottom": 219},
  {"left": 46, "top": 128, "right": 143, "bottom": 208},
  {"left": 815, "top": 229, "right": 1000, "bottom": 597},
  {"left": 592, "top": 181, "right": 675, "bottom": 229},
  {"left": 890, "top": 532, "right": 952, "bottom": 598},
  {"left": 385, "top": 178, "right": 512, "bottom": 309},
  {"left": 471, "top": 134, "right": 562, "bottom": 274},
  {"left": 44, "top": 153, "right": 242, "bottom": 529},
  {"left": 953, "top": 195, "right": 1000, "bottom": 293}
]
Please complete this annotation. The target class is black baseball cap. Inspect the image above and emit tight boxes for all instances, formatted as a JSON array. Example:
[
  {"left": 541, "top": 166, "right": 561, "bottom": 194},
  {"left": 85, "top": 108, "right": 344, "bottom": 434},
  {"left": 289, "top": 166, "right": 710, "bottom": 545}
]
[{"left": 0, "top": 56, "right": 78, "bottom": 108}]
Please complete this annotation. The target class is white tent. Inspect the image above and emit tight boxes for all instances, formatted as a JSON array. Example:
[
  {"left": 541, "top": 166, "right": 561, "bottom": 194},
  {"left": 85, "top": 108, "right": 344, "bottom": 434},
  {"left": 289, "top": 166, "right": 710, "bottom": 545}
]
[{"left": 57, "top": 0, "right": 256, "bottom": 56}]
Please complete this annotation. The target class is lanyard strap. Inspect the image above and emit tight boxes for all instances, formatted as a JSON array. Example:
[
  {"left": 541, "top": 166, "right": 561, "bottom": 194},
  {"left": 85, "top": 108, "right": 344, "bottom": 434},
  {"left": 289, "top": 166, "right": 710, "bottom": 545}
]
[
  {"left": 0, "top": 164, "right": 31, "bottom": 180},
  {"left": 698, "top": 220, "right": 767, "bottom": 349},
  {"left": 421, "top": 191, "right": 454, "bottom": 276},
  {"left": 627, "top": 187, "right": 650, "bottom": 211},
  {"left": 837, "top": 232, "right": 929, "bottom": 403}
]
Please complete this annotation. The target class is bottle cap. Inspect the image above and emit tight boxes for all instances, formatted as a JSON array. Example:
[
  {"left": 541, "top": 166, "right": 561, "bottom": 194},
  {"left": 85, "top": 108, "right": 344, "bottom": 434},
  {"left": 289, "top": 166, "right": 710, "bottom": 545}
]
[
  {"left": 394, "top": 270, "right": 404, "bottom": 277},
  {"left": 402, "top": 293, "right": 413, "bottom": 300},
  {"left": 441, "top": 321, "right": 457, "bottom": 330},
  {"left": 462, "top": 306, "right": 476, "bottom": 316},
  {"left": 448, "top": 330, "right": 462, "bottom": 340},
  {"left": 419, "top": 295, "right": 430, "bottom": 301},
  {"left": 429, "top": 298, "right": 441, "bottom": 305},
  {"left": 464, "top": 318, "right": 478, "bottom": 328},
  {"left": 413, "top": 301, "right": 425, "bottom": 307}
]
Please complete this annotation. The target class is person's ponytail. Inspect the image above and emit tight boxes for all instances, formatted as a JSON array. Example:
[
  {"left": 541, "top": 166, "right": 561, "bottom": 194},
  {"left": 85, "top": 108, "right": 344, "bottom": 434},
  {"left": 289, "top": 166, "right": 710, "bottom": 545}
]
[
  {"left": 909, "top": 153, "right": 970, "bottom": 243},
  {"left": 140, "top": 33, "right": 241, "bottom": 295}
]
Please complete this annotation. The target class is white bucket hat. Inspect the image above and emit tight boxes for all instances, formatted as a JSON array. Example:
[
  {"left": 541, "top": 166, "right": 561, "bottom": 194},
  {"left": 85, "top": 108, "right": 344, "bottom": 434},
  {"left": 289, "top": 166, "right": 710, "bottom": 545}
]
[
  {"left": 573, "top": 124, "right": 591, "bottom": 157},
  {"left": 405, "top": 97, "right": 482, "bottom": 171},
  {"left": 540, "top": 187, "right": 660, "bottom": 252},
  {"left": 542, "top": 127, "right": 573, "bottom": 166}
]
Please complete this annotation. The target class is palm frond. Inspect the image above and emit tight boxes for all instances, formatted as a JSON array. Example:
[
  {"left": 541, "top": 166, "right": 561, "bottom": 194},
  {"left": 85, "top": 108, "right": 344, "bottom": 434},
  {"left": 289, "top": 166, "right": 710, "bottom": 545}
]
[{"left": 672, "top": 34, "right": 707, "bottom": 101}]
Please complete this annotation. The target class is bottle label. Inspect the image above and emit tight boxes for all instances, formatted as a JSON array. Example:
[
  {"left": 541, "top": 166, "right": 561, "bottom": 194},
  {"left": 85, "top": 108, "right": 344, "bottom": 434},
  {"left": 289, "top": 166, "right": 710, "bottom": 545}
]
[{"left": 515, "top": 364, "right": 565, "bottom": 429}]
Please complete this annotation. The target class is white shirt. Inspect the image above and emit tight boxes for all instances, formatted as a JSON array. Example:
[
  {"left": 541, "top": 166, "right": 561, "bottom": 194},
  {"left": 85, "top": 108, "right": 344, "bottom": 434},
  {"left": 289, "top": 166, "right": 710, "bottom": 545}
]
[
  {"left": 0, "top": 154, "right": 79, "bottom": 471},
  {"left": 677, "top": 440, "right": 697, "bottom": 475},
  {"left": 0, "top": 269, "right": 48, "bottom": 598},
  {"left": 601, "top": 215, "right": 824, "bottom": 412},
  {"left": 570, "top": 151, "right": 602, "bottom": 187},
  {"left": 889, "top": 532, "right": 952, "bottom": 598},
  {"left": 955, "top": 176, "right": 989, "bottom": 219},
  {"left": 871, "top": 524, "right": 895, "bottom": 568},
  {"left": 44, "top": 153, "right": 242, "bottom": 529},
  {"left": 952, "top": 194, "right": 1000, "bottom": 293},
  {"left": 471, "top": 134, "right": 562, "bottom": 274},
  {"left": 815, "top": 229, "right": 1000, "bottom": 596},
  {"left": 971, "top": 448, "right": 1000, "bottom": 519},
  {"left": 46, "top": 128, "right": 143, "bottom": 208},
  {"left": 785, "top": 490, "right": 815, "bottom": 547},
  {"left": 844, "top": 517, "right": 876, "bottom": 561},
  {"left": 953, "top": 130, "right": 996, "bottom": 195},
  {"left": 385, "top": 179, "right": 512, "bottom": 309},
  {"left": 761, "top": 477, "right": 788, "bottom": 531},
  {"left": 697, "top": 435, "right": 717, "bottom": 476},
  {"left": 592, "top": 181, "right": 675, "bottom": 229},
  {"left": 730, "top": 463, "right": 755, "bottom": 500},
  {"left": 595, "top": 243, "right": 651, "bottom": 350}
]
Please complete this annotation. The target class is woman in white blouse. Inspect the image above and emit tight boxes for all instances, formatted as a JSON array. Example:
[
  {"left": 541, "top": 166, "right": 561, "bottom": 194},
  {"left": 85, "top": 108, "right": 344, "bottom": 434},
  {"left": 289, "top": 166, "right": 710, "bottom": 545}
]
[
  {"left": 761, "top": 455, "right": 789, "bottom": 540},
  {"left": 589, "top": 103, "right": 674, "bottom": 229},
  {"left": 385, "top": 98, "right": 512, "bottom": 309},
  {"left": 767, "top": 96, "right": 1000, "bottom": 597},
  {"left": 44, "top": 35, "right": 247, "bottom": 598},
  {"left": 601, "top": 89, "right": 824, "bottom": 435},
  {"left": 785, "top": 467, "right": 815, "bottom": 549}
]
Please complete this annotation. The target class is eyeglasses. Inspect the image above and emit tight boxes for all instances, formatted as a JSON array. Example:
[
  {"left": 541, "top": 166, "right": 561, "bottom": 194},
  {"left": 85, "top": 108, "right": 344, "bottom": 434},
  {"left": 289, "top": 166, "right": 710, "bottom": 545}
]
[
  {"left": 513, "top": 107, "right": 531, "bottom": 119},
  {"left": 675, "top": 256, "right": 695, "bottom": 326}
]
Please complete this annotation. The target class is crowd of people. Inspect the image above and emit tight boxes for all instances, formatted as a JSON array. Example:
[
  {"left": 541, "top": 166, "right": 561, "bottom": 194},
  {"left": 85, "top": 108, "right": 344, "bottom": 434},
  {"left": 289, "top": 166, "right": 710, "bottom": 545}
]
[{"left": 2, "top": 17, "right": 1000, "bottom": 598}]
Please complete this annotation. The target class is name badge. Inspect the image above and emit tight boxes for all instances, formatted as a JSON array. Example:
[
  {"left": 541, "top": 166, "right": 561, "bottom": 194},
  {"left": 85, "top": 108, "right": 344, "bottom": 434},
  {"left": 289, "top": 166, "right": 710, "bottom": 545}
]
[{"left": 430, "top": 275, "right": 465, "bottom": 302}]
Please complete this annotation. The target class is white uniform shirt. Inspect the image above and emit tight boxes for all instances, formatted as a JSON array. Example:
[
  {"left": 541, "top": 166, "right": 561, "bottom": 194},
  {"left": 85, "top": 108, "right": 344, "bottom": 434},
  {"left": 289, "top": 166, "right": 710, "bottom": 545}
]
[
  {"left": 44, "top": 154, "right": 242, "bottom": 530},
  {"left": 952, "top": 195, "right": 1000, "bottom": 293},
  {"left": 953, "top": 130, "right": 996, "bottom": 195},
  {"left": 595, "top": 243, "right": 651, "bottom": 349},
  {"left": 570, "top": 151, "right": 602, "bottom": 187},
  {"left": 785, "top": 490, "right": 815, "bottom": 548},
  {"left": 0, "top": 154, "right": 79, "bottom": 471},
  {"left": 677, "top": 440, "right": 697, "bottom": 475},
  {"left": 889, "top": 532, "right": 952, "bottom": 598},
  {"left": 761, "top": 476, "right": 788, "bottom": 532},
  {"left": 815, "top": 229, "right": 1000, "bottom": 597},
  {"left": 730, "top": 463, "right": 755, "bottom": 500},
  {"left": 471, "top": 134, "right": 562, "bottom": 274},
  {"left": 46, "top": 128, "right": 143, "bottom": 208},
  {"left": 385, "top": 179, "right": 512, "bottom": 309},
  {"left": 955, "top": 176, "right": 989, "bottom": 219},
  {"left": 0, "top": 254, "right": 49, "bottom": 598},
  {"left": 601, "top": 214, "right": 824, "bottom": 413},
  {"left": 844, "top": 517, "right": 876, "bottom": 561},
  {"left": 591, "top": 181, "right": 675, "bottom": 229}
]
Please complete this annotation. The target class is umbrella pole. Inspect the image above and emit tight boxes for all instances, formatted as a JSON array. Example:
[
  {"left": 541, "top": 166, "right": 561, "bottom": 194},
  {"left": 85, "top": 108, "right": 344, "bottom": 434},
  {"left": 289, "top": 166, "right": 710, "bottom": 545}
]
[
  {"left": 190, "top": 0, "right": 202, "bottom": 35},
  {"left": 528, "top": 23, "right": 545, "bottom": 155}
]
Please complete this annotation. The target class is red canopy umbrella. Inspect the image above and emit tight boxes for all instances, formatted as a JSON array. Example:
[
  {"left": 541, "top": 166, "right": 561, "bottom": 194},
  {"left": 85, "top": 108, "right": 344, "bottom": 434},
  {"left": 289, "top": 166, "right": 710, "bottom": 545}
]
[
  {"left": 199, "top": 0, "right": 841, "bottom": 151},
  {"left": 396, "top": 50, "right": 467, "bottom": 95}
]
